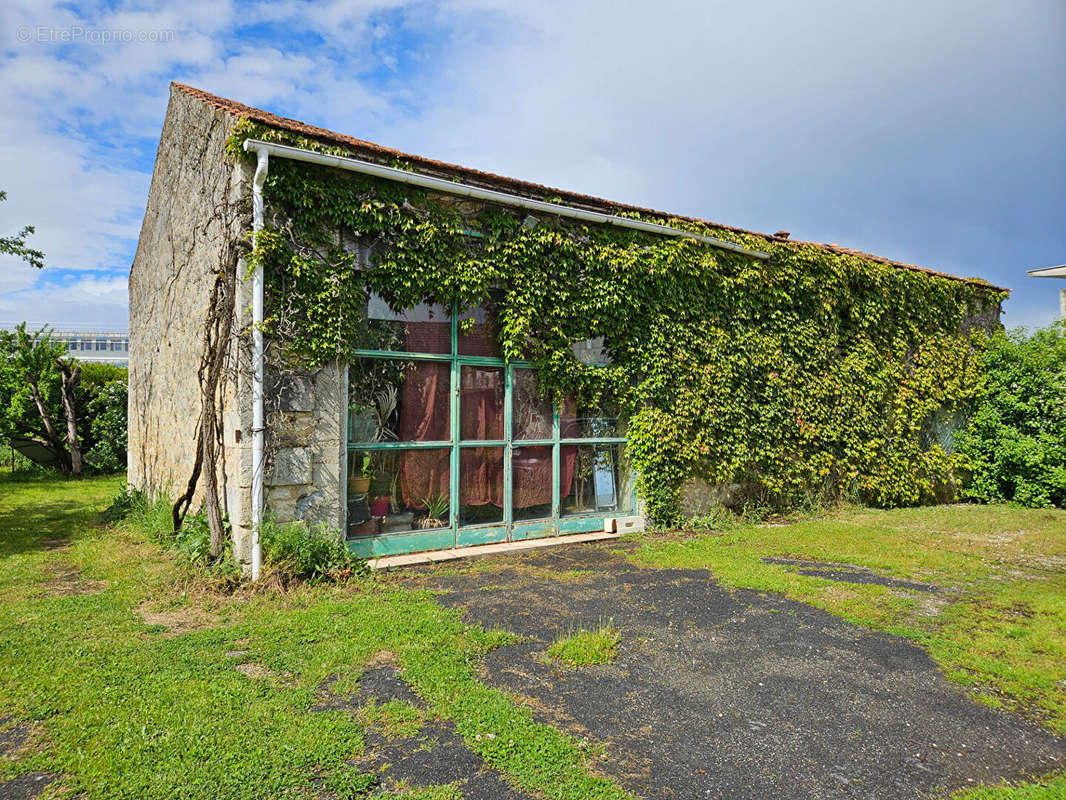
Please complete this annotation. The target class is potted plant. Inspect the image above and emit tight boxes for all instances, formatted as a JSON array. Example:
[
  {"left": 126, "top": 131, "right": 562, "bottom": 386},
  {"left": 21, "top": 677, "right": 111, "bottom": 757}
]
[
  {"left": 418, "top": 494, "right": 449, "bottom": 528},
  {"left": 348, "top": 452, "right": 373, "bottom": 496}
]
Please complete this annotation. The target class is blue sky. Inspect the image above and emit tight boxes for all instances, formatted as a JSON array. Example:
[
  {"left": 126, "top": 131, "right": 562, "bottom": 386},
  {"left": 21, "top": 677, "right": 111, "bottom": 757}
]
[{"left": 1, "top": 0, "right": 1064, "bottom": 330}]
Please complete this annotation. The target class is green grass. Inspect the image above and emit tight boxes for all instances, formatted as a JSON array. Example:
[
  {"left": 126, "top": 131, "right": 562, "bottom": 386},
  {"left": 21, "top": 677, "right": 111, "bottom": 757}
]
[
  {"left": 546, "top": 622, "right": 622, "bottom": 668},
  {"left": 3, "top": 476, "right": 1064, "bottom": 799},
  {"left": 630, "top": 503, "right": 1066, "bottom": 797},
  {"left": 950, "top": 773, "right": 1066, "bottom": 799},
  {"left": 0, "top": 474, "right": 632, "bottom": 800}
]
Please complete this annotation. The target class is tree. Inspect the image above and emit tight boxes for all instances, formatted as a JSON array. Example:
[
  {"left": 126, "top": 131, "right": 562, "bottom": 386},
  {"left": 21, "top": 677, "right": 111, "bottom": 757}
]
[
  {"left": 955, "top": 322, "right": 1066, "bottom": 507},
  {"left": 0, "top": 324, "right": 83, "bottom": 475},
  {"left": 0, "top": 190, "right": 44, "bottom": 269}
]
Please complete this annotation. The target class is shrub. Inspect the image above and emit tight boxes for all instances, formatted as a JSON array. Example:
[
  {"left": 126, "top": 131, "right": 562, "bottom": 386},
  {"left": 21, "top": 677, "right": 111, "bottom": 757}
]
[
  {"left": 84, "top": 377, "right": 127, "bottom": 473},
  {"left": 955, "top": 322, "right": 1066, "bottom": 508},
  {"left": 260, "top": 519, "right": 365, "bottom": 582}
]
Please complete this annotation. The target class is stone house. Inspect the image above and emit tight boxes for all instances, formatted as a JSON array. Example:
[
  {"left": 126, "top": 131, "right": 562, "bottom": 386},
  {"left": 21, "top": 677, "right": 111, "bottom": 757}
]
[{"left": 128, "top": 83, "right": 1003, "bottom": 573}]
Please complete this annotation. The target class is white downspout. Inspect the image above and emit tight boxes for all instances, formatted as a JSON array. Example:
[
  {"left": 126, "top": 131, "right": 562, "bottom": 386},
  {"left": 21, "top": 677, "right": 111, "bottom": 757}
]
[{"left": 249, "top": 146, "right": 268, "bottom": 581}]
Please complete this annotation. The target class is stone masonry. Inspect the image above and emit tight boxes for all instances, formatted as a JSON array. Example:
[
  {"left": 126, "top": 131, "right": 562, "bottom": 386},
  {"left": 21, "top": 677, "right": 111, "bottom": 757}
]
[{"left": 129, "top": 85, "right": 346, "bottom": 570}]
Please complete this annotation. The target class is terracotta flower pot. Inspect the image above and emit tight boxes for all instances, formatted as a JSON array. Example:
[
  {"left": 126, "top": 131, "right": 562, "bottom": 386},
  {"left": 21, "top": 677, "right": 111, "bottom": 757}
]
[{"left": 348, "top": 476, "right": 371, "bottom": 495}]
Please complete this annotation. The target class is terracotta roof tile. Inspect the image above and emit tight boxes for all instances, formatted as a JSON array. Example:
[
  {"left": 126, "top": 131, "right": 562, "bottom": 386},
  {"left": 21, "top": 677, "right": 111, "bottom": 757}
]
[{"left": 172, "top": 82, "right": 1006, "bottom": 292}]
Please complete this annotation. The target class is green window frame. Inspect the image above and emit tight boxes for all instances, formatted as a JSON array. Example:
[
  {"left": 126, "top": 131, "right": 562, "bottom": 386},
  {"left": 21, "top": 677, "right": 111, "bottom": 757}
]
[{"left": 346, "top": 301, "right": 633, "bottom": 558}]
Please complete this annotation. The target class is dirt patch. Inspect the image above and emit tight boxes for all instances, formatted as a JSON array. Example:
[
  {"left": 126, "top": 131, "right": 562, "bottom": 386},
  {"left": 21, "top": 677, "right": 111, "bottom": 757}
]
[
  {"left": 365, "top": 650, "right": 399, "bottom": 669},
  {"left": 1016, "top": 553, "right": 1066, "bottom": 571},
  {"left": 234, "top": 662, "right": 296, "bottom": 688},
  {"left": 40, "top": 563, "right": 107, "bottom": 597},
  {"left": 136, "top": 602, "right": 219, "bottom": 636},
  {"left": 906, "top": 591, "right": 953, "bottom": 618},
  {"left": 235, "top": 662, "right": 276, "bottom": 680}
]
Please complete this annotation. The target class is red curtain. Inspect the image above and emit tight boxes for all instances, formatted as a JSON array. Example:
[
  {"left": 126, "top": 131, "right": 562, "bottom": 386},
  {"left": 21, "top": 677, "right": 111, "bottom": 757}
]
[{"left": 397, "top": 320, "right": 576, "bottom": 512}]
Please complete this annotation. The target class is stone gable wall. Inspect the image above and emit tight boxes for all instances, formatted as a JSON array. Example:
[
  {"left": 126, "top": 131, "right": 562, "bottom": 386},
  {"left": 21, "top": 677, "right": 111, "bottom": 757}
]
[{"left": 130, "top": 88, "right": 346, "bottom": 569}]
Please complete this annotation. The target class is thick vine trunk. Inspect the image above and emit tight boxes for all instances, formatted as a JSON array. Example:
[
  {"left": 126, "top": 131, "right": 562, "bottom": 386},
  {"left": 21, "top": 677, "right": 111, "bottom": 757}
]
[
  {"left": 200, "top": 385, "right": 226, "bottom": 557},
  {"left": 57, "top": 360, "right": 83, "bottom": 476},
  {"left": 172, "top": 208, "right": 237, "bottom": 559}
]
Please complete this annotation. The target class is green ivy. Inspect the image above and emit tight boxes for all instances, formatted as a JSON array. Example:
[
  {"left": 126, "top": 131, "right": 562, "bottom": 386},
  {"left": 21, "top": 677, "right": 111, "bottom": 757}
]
[{"left": 230, "top": 120, "right": 1005, "bottom": 523}]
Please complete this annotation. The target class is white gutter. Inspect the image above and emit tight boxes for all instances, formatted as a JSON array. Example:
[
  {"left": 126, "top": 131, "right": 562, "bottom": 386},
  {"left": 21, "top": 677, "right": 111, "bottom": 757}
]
[
  {"left": 242, "top": 139, "right": 769, "bottom": 260},
  {"left": 1027, "top": 264, "right": 1066, "bottom": 278},
  {"left": 249, "top": 148, "right": 268, "bottom": 581}
]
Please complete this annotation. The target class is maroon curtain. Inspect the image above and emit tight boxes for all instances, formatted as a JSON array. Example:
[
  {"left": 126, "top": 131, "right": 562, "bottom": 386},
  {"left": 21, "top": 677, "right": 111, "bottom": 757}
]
[
  {"left": 396, "top": 321, "right": 576, "bottom": 512},
  {"left": 398, "top": 324, "right": 449, "bottom": 509}
]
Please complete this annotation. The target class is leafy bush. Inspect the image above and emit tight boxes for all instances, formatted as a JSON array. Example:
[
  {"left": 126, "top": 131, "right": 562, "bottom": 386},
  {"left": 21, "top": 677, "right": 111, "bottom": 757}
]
[
  {"left": 0, "top": 326, "right": 127, "bottom": 476},
  {"left": 84, "top": 377, "right": 127, "bottom": 473},
  {"left": 260, "top": 518, "right": 365, "bottom": 582},
  {"left": 955, "top": 323, "right": 1066, "bottom": 508}
]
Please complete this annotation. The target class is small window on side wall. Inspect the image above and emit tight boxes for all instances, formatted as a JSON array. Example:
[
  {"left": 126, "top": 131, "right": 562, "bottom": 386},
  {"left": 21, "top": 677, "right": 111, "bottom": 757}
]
[{"left": 572, "top": 337, "right": 610, "bottom": 365}]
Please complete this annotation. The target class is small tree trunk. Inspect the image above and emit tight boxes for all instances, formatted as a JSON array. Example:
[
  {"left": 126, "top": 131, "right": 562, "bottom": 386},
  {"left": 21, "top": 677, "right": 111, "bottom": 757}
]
[
  {"left": 57, "top": 360, "right": 82, "bottom": 476},
  {"left": 29, "top": 380, "right": 71, "bottom": 475}
]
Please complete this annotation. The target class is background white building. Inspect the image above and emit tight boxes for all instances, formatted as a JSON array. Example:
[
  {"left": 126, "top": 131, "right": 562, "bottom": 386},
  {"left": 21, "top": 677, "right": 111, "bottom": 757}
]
[{"left": 1, "top": 323, "right": 129, "bottom": 366}]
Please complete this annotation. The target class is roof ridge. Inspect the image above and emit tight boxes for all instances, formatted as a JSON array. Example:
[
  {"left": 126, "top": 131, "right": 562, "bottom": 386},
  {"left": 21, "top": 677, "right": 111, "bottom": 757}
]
[{"left": 171, "top": 82, "right": 1006, "bottom": 292}]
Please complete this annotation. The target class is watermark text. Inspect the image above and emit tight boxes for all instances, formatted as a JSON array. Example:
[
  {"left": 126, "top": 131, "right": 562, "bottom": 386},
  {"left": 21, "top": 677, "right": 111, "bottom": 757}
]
[{"left": 17, "top": 26, "right": 176, "bottom": 44}]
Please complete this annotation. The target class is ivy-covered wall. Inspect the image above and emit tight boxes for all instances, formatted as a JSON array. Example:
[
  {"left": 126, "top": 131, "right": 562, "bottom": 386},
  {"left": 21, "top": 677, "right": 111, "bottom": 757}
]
[{"left": 230, "top": 120, "right": 1005, "bottom": 525}]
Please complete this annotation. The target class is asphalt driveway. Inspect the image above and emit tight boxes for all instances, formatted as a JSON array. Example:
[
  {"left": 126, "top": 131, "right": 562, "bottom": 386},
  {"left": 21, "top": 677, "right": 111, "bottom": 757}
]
[{"left": 392, "top": 540, "right": 1065, "bottom": 800}]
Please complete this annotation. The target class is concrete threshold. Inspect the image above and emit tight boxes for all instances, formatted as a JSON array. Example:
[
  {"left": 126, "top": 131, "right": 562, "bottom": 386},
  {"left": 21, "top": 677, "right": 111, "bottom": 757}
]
[{"left": 367, "top": 531, "right": 621, "bottom": 570}]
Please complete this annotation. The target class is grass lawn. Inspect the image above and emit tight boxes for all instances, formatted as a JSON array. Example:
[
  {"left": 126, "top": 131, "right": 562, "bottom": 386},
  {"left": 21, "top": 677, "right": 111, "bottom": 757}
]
[
  {"left": 1, "top": 476, "right": 1063, "bottom": 799},
  {"left": 0, "top": 474, "right": 632, "bottom": 800},
  {"left": 630, "top": 504, "right": 1066, "bottom": 798}
]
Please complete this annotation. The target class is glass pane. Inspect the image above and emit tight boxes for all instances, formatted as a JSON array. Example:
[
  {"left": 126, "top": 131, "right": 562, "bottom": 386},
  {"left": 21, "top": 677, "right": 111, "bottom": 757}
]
[
  {"left": 460, "top": 447, "right": 504, "bottom": 526},
  {"left": 513, "top": 446, "right": 553, "bottom": 522},
  {"left": 457, "top": 304, "right": 502, "bottom": 357},
  {"left": 571, "top": 337, "right": 611, "bottom": 364},
  {"left": 460, "top": 366, "right": 504, "bottom": 441},
  {"left": 512, "top": 368, "right": 553, "bottom": 441},
  {"left": 347, "top": 448, "right": 450, "bottom": 537},
  {"left": 357, "top": 293, "right": 451, "bottom": 354},
  {"left": 561, "top": 444, "right": 632, "bottom": 516},
  {"left": 560, "top": 395, "right": 624, "bottom": 439},
  {"left": 349, "top": 358, "right": 450, "bottom": 443}
]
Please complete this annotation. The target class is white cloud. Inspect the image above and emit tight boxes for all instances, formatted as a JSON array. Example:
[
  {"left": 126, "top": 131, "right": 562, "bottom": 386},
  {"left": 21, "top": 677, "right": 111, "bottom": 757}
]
[
  {"left": 0, "top": 274, "right": 128, "bottom": 329},
  {"left": 0, "top": 0, "right": 1062, "bottom": 329}
]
